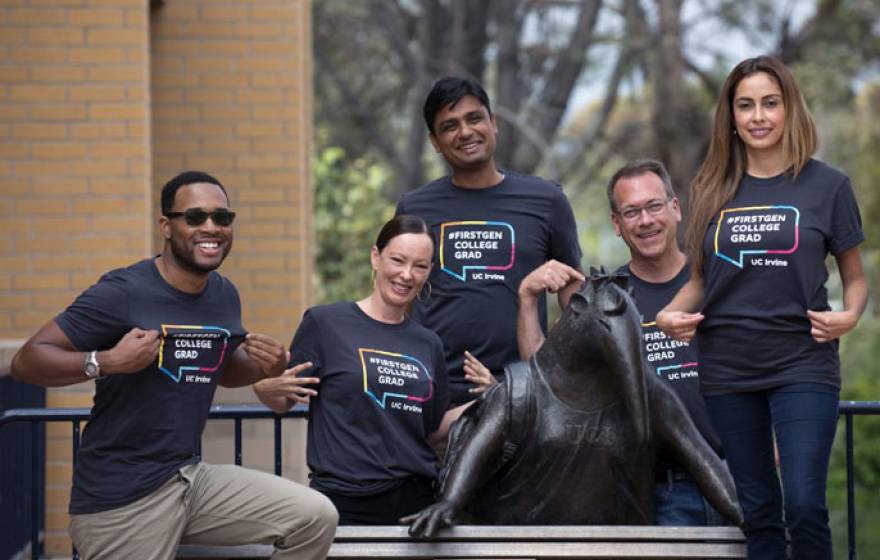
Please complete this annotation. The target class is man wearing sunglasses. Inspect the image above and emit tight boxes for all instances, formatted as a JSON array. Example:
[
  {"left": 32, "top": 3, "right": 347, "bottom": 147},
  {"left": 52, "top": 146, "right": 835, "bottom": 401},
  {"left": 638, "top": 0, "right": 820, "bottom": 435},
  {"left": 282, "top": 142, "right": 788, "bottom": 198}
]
[
  {"left": 517, "top": 159, "right": 726, "bottom": 527},
  {"left": 11, "top": 171, "right": 338, "bottom": 559}
]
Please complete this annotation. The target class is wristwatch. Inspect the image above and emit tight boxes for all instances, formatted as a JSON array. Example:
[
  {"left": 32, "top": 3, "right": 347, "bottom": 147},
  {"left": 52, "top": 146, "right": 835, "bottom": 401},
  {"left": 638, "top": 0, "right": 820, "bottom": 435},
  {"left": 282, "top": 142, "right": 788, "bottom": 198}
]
[{"left": 84, "top": 350, "right": 102, "bottom": 380}]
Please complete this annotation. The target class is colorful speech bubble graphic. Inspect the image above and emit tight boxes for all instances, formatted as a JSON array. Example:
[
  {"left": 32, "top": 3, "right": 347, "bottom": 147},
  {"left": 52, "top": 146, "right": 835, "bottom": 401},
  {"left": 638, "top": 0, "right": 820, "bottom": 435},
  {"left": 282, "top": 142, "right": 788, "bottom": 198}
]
[
  {"left": 714, "top": 205, "right": 799, "bottom": 268},
  {"left": 641, "top": 321, "right": 697, "bottom": 379},
  {"left": 358, "top": 349, "right": 433, "bottom": 409},
  {"left": 439, "top": 221, "right": 515, "bottom": 281},
  {"left": 158, "top": 325, "right": 231, "bottom": 383}
]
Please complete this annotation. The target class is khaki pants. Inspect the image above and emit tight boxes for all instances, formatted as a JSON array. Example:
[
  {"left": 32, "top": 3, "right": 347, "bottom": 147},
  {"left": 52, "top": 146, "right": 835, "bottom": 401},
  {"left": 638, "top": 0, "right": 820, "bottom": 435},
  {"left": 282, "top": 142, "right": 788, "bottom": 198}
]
[{"left": 69, "top": 462, "right": 338, "bottom": 560}]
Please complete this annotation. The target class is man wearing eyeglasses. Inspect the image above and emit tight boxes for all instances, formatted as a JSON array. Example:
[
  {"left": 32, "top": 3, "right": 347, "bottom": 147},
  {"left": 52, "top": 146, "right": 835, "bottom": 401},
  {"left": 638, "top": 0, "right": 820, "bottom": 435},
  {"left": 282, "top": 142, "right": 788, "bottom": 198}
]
[
  {"left": 517, "top": 159, "right": 725, "bottom": 527},
  {"left": 11, "top": 171, "right": 338, "bottom": 559}
]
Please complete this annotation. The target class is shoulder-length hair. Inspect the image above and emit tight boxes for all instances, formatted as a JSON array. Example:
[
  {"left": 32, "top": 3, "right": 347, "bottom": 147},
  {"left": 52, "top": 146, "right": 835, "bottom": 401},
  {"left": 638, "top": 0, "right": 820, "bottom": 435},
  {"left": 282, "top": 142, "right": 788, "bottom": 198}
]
[{"left": 686, "top": 55, "right": 817, "bottom": 272}]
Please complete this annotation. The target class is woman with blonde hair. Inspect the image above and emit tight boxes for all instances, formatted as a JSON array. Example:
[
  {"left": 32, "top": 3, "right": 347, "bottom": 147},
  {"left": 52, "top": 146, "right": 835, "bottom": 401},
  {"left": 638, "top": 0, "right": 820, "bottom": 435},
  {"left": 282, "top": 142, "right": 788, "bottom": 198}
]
[{"left": 657, "top": 56, "right": 867, "bottom": 558}]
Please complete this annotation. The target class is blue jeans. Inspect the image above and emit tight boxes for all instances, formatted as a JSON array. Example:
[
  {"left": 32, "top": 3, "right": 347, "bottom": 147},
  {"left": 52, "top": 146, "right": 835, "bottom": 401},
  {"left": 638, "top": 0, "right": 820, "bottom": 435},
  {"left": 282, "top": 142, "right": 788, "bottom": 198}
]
[
  {"left": 706, "top": 383, "right": 839, "bottom": 560},
  {"left": 655, "top": 469, "right": 728, "bottom": 526}
]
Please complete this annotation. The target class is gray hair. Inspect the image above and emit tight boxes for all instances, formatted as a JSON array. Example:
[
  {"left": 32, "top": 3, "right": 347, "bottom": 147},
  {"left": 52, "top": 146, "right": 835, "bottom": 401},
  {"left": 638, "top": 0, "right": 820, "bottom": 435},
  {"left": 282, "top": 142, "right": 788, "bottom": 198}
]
[{"left": 606, "top": 159, "right": 675, "bottom": 212}]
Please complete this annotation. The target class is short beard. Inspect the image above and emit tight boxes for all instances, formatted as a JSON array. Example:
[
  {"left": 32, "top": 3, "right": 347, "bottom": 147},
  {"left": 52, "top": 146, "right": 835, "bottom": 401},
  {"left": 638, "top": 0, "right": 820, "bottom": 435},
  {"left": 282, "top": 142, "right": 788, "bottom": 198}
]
[{"left": 168, "top": 235, "right": 231, "bottom": 274}]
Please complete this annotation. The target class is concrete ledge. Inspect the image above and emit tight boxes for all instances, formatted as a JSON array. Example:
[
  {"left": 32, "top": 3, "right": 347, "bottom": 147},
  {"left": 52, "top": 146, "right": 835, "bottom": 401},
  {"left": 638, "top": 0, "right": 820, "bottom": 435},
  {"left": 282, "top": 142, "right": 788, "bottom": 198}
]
[
  {"left": 177, "top": 525, "right": 747, "bottom": 559},
  {"left": 0, "top": 339, "right": 24, "bottom": 377}
]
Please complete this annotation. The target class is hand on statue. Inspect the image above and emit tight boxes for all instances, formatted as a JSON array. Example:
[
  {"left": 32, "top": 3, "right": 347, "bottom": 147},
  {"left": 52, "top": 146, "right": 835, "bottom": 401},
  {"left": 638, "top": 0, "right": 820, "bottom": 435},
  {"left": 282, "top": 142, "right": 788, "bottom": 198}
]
[
  {"left": 655, "top": 310, "right": 703, "bottom": 343},
  {"left": 253, "top": 361, "right": 318, "bottom": 408},
  {"left": 463, "top": 350, "right": 497, "bottom": 395},
  {"left": 518, "top": 260, "right": 585, "bottom": 300},
  {"left": 242, "top": 333, "right": 289, "bottom": 377},
  {"left": 402, "top": 500, "right": 459, "bottom": 538},
  {"left": 807, "top": 309, "right": 860, "bottom": 343},
  {"left": 101, "top": 327, "right": 160, "bottom": 375}
]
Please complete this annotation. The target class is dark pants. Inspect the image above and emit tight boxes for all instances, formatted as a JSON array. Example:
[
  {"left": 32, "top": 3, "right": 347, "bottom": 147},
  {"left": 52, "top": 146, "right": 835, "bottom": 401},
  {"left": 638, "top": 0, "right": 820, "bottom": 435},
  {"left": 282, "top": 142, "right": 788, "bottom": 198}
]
[
  {"left": 706, "top": 383, "right": 839, "bottom": 560},
  {"left": 654, "top": 467, "right": 727, "bottom": 526},
  {"left": 321, "top": 476, "right": 435, "bottom": 525}
]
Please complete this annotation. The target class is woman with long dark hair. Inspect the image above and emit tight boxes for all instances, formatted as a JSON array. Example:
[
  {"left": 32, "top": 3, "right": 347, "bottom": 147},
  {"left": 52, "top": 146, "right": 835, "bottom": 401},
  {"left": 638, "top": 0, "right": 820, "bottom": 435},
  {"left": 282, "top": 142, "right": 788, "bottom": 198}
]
[{"left": 657, "top": 56, "right": 867, "bottom": 558}]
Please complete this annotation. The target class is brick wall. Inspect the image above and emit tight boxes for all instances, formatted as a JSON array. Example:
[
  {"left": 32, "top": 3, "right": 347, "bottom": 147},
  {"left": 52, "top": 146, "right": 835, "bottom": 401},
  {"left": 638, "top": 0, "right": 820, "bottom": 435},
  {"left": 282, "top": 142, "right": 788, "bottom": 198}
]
[
  {"left": 1, "top": 0, "right": 313, "bottom": 555},
  {"left": 151, "top": 0, "right": 313, "bottom": 340},
  {"left": 150, "top": 0, "right": 313, "bottom": 485},
  {"left": 1, "top": 1, "right": 151, "bottom": 554}
]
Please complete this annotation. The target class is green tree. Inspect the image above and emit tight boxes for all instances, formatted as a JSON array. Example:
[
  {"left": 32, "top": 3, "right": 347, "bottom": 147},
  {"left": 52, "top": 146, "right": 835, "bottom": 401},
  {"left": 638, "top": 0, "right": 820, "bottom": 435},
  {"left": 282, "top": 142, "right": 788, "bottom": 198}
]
[{"left": 313, "top": 146, "right": 394, "bottom": 304}]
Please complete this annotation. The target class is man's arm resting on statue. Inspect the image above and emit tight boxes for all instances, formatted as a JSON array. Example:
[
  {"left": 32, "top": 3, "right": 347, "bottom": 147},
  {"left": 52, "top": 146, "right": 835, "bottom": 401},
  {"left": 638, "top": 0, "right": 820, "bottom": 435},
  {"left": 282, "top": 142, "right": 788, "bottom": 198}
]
[{"left": 517, "top": 261, "right": 584, "bottom": 360}]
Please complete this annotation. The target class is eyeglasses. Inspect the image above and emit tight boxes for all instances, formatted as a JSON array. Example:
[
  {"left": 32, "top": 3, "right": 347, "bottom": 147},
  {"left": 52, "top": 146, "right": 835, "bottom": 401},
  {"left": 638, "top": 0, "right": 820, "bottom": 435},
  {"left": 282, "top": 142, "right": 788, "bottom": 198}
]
[
  {"left": 617, "top": 199, "right": 670, "bottom": 221},
  {"left": 165, "top": 208, "right": 236, "bottom": 227}
]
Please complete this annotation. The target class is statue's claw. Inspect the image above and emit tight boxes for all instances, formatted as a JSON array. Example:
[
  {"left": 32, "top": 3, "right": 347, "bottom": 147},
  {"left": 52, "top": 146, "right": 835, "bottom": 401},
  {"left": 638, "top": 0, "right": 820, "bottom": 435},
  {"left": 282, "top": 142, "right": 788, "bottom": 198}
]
[{"left": 402, "top": 501, "right": 458, "bottom": 538}]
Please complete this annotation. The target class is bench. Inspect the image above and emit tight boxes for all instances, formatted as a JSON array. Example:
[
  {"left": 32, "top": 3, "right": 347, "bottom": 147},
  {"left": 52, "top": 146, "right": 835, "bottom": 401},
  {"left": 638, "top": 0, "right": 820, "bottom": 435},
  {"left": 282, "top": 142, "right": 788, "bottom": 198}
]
[{"left": 177, "top": 525, "right": 747, "bottom": 558}]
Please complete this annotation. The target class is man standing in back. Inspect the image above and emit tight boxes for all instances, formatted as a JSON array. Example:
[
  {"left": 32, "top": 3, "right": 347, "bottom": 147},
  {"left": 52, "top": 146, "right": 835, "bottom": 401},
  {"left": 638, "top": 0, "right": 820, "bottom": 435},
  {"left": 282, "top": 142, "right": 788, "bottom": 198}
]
[
  {"left": 397, "top": 76, "right": 583, "bottom": 406},
  {"left": 518, "top": 159, "right": 725, "bottom": 525}
]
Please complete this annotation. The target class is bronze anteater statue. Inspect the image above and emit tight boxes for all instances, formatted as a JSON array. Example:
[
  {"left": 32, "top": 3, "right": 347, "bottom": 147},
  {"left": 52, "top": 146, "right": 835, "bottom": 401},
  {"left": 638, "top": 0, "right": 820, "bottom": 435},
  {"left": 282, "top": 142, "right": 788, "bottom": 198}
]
[{"left": 406, "top": 270, "right": 743, "bottom": 536}]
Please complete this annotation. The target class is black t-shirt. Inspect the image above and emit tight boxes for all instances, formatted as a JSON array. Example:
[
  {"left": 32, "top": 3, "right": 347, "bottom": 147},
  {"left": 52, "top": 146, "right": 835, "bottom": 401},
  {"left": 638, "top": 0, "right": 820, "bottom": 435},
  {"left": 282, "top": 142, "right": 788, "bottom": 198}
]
[
  {"left": 698, "top": 159, "right": 864, "bottom": 395},
  {"left": 619, "top": 264, "right": 720, "bottom": 465},
  {"left": 290, "top": 302, "right": 448, "bottom": 496},
  {"left": 396, "top": 171, "right": 582, "bottom": 404},
  {"left": 55, "top": 258, "right": 246, "bottom": 514}
]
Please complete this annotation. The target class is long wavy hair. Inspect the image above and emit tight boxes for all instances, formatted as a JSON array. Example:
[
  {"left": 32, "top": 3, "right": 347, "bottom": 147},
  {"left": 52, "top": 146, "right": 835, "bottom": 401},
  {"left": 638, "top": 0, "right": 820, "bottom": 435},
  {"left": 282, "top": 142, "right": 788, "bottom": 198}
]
[{"left": 686, "top": 55, "right": 818, "bottom": 273}]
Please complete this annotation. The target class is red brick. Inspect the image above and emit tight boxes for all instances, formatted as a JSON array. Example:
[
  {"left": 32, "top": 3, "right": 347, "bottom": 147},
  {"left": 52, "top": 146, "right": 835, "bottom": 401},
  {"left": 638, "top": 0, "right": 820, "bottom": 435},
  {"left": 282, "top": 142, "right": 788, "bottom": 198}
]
[
  {"left": 9, "top": 85, "right": 67, "bottom": 102},
  {"left": 8, "top": 8, "right": 67, "bottom": 25},
  {"left": 88, "top": 103, "right": 144, "bottom": 120},
  {"left": 237, "top": 123, "right": 283, "bottom": 137},
  {"left": 68, "top": 9, "right": 124, "bottom": 27},
  {"left": 0, "top": 66, "right": 29, "bottom": 83},
  {"left": 88, "top": 65, "right": 145, "bottom": 82},
  {"left": 201, "top": 6, "right": 248, "bottom": 20},
  {"left": 32, "top": 142, "right": 88, "bottom": 159},
  {"left": 72, "top": 197, "right": 128, "bottom": 214},
  {"left": 30, "top": 104, "right": 88, "bottom": 121},
  {"left": 234, "top": 21, "right": 284, "bottom": 38},
  {"left": 250, "top": 5, "right": 297, "bottom": 21},
  {"left": 12, "top": 124, "right": 68, "bottom": 140},
  {"left": 71, "top": 160, "right": 128, "bottom": 177},
  {"left": 31, "top": 66, "right": 87, "bottom": 82},
  {"left": 89, "top": 141, "right": 145, "bottom": 158},
  {"left": 69, "top": 47, "right": 126, "bottom": 64},
  {"left": 32, "top": 178, "right": 88, "bottom": 196},
  {"left": 0, "top": 141, "right": 30, "bottom": 158},
  {"left": 9, "top": 46, "right": 67, "bottom": 63},
  {"left": 28, "top": 27, "right": 84, "bottom": 45},
  {"left": 70, "top": 85, "right": 126, "bottom": 101},
  {"left": 13, "top": 274, "right": 69, "bottom": 291},
  {"left": 236, "top": 154, "right": 284, "bottom": 170},
  {"left": 71, "top": 236, "right": 128, "bottom": 252},
  {"left": 71, "top": 122, "right": 126, "bottom": 139},
  {"left": 87, "top": 28, "right": 144, "bottom": 46}
]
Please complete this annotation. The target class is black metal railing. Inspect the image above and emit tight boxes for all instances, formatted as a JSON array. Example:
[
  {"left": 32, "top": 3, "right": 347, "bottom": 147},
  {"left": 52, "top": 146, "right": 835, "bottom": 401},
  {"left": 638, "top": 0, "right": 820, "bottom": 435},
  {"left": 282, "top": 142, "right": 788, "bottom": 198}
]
[
  {"left": 1, "top": 401, "right": 878, "bottom": 560},
  {"left": 0, "top": 404, "right": 307, "bottom": 560}
]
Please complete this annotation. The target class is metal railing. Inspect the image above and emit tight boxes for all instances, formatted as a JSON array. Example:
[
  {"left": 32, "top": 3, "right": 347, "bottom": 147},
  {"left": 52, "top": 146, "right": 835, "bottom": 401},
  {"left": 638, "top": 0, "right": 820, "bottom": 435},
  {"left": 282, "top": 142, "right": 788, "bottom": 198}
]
[
  {"left": 1, "top": 401, "right": 878, "bottom": 560},
  {"left": 0, "top": 404, "right": 307, "bottom": 560}
]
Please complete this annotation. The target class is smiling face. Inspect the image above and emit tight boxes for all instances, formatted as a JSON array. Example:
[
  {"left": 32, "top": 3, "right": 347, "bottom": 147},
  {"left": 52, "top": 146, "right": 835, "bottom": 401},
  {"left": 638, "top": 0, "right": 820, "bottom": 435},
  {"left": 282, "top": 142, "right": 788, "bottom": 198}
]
[
  {"left": 160, "top": 182, "right": 233, "bottom": 274},
  {"left": 429, "top": 94, "right": 498, "bottom": 174},
  {"left": 370, "top": 232, "right": 434, "bottom": 311},
  {"left": 732, "top": 71, "right": 786, "bottom": 160},
  {"left": 610, "top": 171, "right": 681, "bottom": 265}
]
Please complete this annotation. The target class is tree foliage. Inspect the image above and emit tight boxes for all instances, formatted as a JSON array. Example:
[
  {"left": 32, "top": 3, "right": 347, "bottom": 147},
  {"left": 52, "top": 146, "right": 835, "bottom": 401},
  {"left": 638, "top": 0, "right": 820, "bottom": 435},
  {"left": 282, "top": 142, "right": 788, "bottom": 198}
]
[
  {"left": 312, "top": 4, "right": 880, "bottom": 551},
  {"left": 313, "top": 145, "right": 394, "bottom": 304},
  {"left": 314, "top": 0, "right": 880, "bottom": 209}
]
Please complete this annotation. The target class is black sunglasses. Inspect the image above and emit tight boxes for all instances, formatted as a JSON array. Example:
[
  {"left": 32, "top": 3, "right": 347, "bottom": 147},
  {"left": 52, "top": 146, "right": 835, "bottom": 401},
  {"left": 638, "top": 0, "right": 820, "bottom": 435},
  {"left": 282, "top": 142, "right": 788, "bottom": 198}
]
[{"left": 165, "top": 208, "right": 236, "bottom": 227}]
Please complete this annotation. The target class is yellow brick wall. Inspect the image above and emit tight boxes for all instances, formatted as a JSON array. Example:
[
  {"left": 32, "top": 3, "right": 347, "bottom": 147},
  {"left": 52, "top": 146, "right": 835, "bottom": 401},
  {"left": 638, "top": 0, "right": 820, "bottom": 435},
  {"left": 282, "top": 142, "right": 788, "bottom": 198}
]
[
  {"left": 2, "top": 0, "right": 313, "bottom": 555},
  {"left": 150, "top": 0, "right": 313, "bottom": 491},
  {"left": 2, "top": 2, "right": 151, "bottom": 553},
  {"left": 151, "top": 0, "right": 313, "bottom": 340}
]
